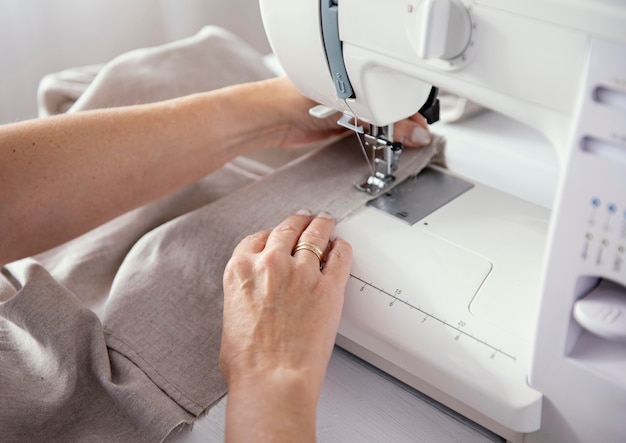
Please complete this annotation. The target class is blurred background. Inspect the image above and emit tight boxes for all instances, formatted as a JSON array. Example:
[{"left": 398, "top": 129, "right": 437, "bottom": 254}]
[{"left": 0, "top": 0, "right": 270, "bottom": 124}]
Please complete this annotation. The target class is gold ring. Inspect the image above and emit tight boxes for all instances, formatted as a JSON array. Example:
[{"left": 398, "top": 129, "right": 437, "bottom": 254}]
[{"left": 292, "top": 241, "right": 324, "bottom": 264}]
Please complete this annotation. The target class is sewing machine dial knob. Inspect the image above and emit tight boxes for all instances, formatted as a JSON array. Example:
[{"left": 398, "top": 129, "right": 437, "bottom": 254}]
[{"left": 415, "top": 0, "right": 473, "bottom": 61}]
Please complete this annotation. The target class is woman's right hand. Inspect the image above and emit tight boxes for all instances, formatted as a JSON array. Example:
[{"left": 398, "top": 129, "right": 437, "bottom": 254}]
[{"left": 220, "top": 209, "right": 352, "bottom": 442}]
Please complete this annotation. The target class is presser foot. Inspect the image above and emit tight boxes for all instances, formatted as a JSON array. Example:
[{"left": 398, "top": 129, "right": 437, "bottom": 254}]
[
  {"left": 354, "top": 137, "right": 402, "bottom": 195},
  {"left": 354, "top": 123, "right": 402, "bottom": 195},
  {"left": 355, "top": 174, "right": 396, "bottom": 195},
  {"left": 333, "top": 112, "right": 402, "bottom": 195}
]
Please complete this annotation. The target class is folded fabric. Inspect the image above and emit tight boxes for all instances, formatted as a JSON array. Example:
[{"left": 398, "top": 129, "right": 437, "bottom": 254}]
[
  {"left": 4, "top": 25, "right": 275, "bottom": 443},
  {"left": 38, "top": 25, "right": 275, "bottom": 115},
  {"left": 37, "top": 64, "right": 103, "bottom": 116},
  {"left": 3, "top": 25, "right": 446, "bottom": 442}
]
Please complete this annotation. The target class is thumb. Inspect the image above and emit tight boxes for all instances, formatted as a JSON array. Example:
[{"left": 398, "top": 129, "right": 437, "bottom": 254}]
[{"left": 393, "top": 116, "right": 432, "bottom": 148}]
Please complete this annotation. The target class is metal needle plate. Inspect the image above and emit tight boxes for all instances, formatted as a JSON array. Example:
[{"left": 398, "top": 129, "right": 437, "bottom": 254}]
[{"left": 367, "top": 167, "right": 474, "bottom": 225}]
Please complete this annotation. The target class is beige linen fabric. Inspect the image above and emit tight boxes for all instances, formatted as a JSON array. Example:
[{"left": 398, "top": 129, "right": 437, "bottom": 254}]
[
  {"left": 37, "top": 26, "right": 275, "bottom": 115},
  {"left": 1, "top": 26, "right": 445, "bottom": 442}
]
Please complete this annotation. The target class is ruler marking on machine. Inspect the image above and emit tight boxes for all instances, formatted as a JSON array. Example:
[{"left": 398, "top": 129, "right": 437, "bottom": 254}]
[{"left": 349, "top": 274, "right": 517, "bottom": 361}]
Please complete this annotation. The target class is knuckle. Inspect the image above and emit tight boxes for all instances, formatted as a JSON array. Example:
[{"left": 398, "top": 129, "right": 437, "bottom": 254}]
[
  {"left": 301, "top": 227, "right": 325, "bottom": 244},
  {"left": 259, "top": 248, "right": 288, "bottom": 270},
  {"left": 329, "top": 240, "right": 352, "bottom": 261},
  {"left": 223, "top": 257, "right": 250, "bottom": 286},
  {"left": 245, "top": 231, "right": 264, "bottom": 242},
  {"left": 275, "top": 223, "right": 299, "bottom": 235},
  {"left": 225, "top": 254, "right": 248, "bottom": 271},
  {"left": 339, "top": 239, "right": 353, "bottom": 254}
]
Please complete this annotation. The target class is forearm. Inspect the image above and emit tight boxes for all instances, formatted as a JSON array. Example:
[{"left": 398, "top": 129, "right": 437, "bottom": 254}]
[
  {"left": 0, "top": 79, "right": 291, "bottom": 265},
  {"left": 225, "top": 368, "right": 319, "bottom": 443}
]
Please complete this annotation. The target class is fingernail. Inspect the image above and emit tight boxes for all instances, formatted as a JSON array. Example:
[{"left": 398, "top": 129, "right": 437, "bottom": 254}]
[
  {"left": 317, "top": 211, "right": 335, "bottom": 220},
  {"left": 296, "top": 209, "right": 313, "bottom": 216},
  {"left": 410, "top": 127, "right": 431, "bottom": 145}
]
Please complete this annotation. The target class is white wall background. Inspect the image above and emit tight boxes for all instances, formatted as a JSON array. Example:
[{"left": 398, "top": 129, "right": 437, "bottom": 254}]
[{"left": 0, "top": 0, "right": 269, "bottom": 124}]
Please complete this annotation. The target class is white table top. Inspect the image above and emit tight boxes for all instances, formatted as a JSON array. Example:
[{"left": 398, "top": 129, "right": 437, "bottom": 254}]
[{"left": 168, "top": 347, "right": 502, "bottom": 443}]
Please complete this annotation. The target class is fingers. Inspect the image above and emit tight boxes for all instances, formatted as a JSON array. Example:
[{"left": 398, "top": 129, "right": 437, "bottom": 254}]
[
  {"left": 222, "top": 209, "right": 353, "bottom": 386},
  {"left": 393, "top": 112, "right": 432, "bottom": 148},
  {"left": 292, "top": 212, "right": 336, "bottom": 267},
  {"left": 233, "top": 229, "right": 272, "bottom": 255},
  {"left": 235, "top": 210, "right": 350, "bottom": 273},
  {"left": 321, "top": 238, "right": 353, "bottom": 282},
  {"left": 264, "top": 209, "right": 315, "bottom": 253},
  {"left": 263, "top": 210, "right": 336, "bottom": 267}
]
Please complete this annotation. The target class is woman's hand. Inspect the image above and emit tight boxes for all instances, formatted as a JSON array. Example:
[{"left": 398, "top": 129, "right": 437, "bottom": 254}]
[
  {"left": 0, "top": 74, "right": 430, "bottom": 266},
  {"left": 392, "top": 111, "right": 432, "bottom": 147},
  {"left": 269, "top": 77, "right": 432, "bottom": 149},
  {"left": 220, "top": 210, "right": 352, "bottom": 442}
]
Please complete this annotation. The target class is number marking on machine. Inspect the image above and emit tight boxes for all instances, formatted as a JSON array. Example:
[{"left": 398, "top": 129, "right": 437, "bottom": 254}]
[{"left": 347, "top": 273, "right": 517, "bottom": 361}]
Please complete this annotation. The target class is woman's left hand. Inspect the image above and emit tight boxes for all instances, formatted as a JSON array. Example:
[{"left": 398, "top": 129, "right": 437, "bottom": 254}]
[{"left": 269, "top": 77, "right": 432, "bottom": 150}]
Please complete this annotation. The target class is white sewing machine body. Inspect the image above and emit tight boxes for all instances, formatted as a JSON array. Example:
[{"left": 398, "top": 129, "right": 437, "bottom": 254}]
[{"left": 260, "top": 1, "right": 626, "bottom": 442}]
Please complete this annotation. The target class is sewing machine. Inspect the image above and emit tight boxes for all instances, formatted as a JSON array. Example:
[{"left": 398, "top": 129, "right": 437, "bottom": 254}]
[{"left": 259, "top": 1, "right": 626, "bottom": 442}]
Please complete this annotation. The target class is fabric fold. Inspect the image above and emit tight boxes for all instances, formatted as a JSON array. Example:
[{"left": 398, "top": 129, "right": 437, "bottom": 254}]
[
  {"left": 99, "top": 134, "right": 445, "bottom": 417},
  {"left": 0, "top": 262, "right": 192, "bottom": 442},
  {"left": 2, "top": 24, "right": 446, "bottom": 442}
]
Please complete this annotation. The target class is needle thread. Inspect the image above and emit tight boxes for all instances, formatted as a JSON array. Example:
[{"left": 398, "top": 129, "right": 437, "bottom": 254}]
[{"left": 343, "top": 99, "right": 374, "bottom": 176}]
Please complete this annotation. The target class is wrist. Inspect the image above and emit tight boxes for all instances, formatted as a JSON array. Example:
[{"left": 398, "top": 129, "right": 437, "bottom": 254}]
[
  {"left": 225, "top": 366, "right": 319, "bottom": 442},
  {"left": 215, "top": 78, "right": 296, "bottom": 156},
  {"left": 229, "top": 364, "right": 320, "bottom": 397}
]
